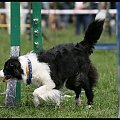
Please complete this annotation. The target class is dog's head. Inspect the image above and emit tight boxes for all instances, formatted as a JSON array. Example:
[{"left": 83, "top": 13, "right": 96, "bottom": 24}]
[{"left": 0, "top": 57, "right": 23, "bottom": 80}]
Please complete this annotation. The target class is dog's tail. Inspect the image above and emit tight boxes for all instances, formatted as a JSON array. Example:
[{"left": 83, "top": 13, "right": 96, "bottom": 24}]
[{"left": 80, "top": 10, "right": 106, "bottom": 54}]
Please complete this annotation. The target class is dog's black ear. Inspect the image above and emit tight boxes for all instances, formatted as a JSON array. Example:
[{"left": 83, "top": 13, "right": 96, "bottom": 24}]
[
  {"left": 55, "top": 51, "right": 62, "bottom": 59},
  {"left": 75, "top": 43, "right": 79, "bottom": 47}
]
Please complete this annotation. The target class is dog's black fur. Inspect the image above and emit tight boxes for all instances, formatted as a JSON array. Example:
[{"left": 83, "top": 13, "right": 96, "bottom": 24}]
[
  {"left": 2, "top": 15, "right": 105, "bottom": 106},
  {"left": 37, "top": 19, "right": 104, "bottom": 105}
]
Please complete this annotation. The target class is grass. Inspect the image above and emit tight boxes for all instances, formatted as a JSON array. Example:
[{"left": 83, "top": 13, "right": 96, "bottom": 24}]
[{"left": 0, "top": 24, "right": 118, "bottom": 118}]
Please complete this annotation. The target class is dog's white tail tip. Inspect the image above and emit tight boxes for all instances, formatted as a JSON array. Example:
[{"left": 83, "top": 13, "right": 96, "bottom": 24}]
[{"left": 95, "top": 10, "right": 106, "bottom": 21}]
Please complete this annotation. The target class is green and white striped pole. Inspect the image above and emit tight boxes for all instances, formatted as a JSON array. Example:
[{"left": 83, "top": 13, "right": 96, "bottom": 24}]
[
  {"left": 117, "top": 2, "right": 120, "bottom": 118},
  {"left": 5, "top": 2, "right": 42, "bottom": 107},
  {"left": 5, "top": 2, "right": 21, "bottom": 107},
  {"left": 32, "top": 2, "right": 42, "bottom": 52}
]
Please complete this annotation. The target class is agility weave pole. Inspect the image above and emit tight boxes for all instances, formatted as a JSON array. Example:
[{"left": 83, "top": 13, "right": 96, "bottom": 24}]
[
  {"left": 32, "top": 2, "right": 42, "bottom": 51},
  {"left": 5, "top": 2, "right": 21, "bottom": 107},
  {"left": 117, "top": 2, "right": 120, "bottom": 118},
  {"left": 5, "top": 2, "right": 42, "bottom": 107}
]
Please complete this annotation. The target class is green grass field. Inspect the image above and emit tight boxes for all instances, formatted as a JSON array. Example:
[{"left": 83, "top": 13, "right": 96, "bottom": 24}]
[{"left": 0, "top": 24, "right": 118, "bottom": 118}]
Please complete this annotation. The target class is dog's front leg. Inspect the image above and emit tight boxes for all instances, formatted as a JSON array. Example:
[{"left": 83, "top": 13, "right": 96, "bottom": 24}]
[{"left": 33, "top": 84, "right": 55, "bottom": 108}]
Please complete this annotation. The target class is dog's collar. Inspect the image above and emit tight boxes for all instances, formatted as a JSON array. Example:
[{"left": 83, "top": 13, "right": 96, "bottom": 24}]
[{"left": 26, "top": 58, "right": 32, "bottom": 85}]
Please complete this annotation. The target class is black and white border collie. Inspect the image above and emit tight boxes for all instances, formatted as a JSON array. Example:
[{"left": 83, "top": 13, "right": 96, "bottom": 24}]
[{"left": 0, "top": 11, "right": 105, "bottom": 108}]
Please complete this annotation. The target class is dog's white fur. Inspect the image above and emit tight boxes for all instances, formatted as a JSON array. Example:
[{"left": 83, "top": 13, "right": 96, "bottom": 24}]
[
  {"left": 19, "top": 52, "right": 61, "bottom": 107},
  {"left": 0, "top": 52, "right": 61, "bottom": 107},
  {"left": 95, "top": 10, "right": 106, "bottom": 21}
]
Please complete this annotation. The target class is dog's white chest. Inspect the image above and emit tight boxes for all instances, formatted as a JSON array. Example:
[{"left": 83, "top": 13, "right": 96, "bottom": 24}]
[{"left": 31, "top": 77, "right": 42, "bottom": 87}]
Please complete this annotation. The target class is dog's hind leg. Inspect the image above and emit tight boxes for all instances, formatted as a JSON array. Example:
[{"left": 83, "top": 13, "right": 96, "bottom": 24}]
[
  {"left": 74, "top": 87, "right": 82, "bottom": 106},
  {"left": 82, "top": 80, "right": 94, "bottom": 108},
  {"left": 75, "top": 72, "right": 94, "bottom": 108},
  {"left": 65, "top": 76, "right": 82, "bottom": 106}
]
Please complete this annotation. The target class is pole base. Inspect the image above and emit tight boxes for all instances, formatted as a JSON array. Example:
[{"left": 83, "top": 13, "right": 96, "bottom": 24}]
[{"left": 5, "top": 79, "right": 17, "bottom": 107}]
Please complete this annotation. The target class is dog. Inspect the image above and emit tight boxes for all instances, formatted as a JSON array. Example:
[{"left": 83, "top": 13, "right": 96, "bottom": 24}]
[{"left": 0, "top": 11, "right": 105, "bottom": 108}]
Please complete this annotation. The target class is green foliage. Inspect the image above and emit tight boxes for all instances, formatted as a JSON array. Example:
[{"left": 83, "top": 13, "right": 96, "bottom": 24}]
[{"left": 0, "top": 25, "right": 118, "bottom": 118}]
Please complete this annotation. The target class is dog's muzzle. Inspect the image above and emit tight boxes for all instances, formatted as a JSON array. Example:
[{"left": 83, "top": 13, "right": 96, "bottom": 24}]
[
  {"left": 2, "top": 75, "right": 12, "bottom": 82},
  {"left": 0, "top": 70, "right": 11, "bottom": 81},
  {"left": 4, "top": 75, "right": 12, "bottom": 80}
]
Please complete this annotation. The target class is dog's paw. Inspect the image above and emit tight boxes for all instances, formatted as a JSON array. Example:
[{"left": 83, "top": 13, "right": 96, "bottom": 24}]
[
  {"left": 86, "top": 105, "right": 92, "bottom": 109},
  {"left": 33, "top": 97, "right": 40, "bottom": 108},
  {"left": 55, "top": 104, "right": 60, "bottom": 110},
  {"left": 75, "top": 98, "right": 81, "bottom": 106},
  {"left": 33, "top": 101, "right": 39, "bottom": 108}
]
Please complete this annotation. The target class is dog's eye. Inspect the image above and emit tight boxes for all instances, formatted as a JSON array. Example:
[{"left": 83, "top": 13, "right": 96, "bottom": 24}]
[{"left": 10, "top": 63, "right": 14, "bottom": 67}]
